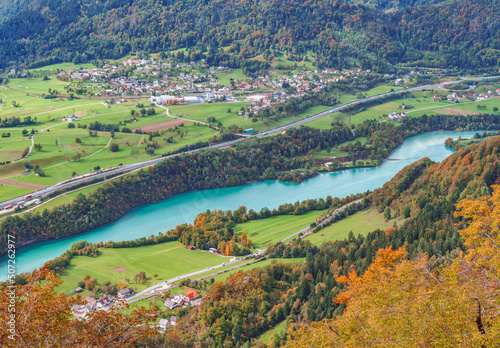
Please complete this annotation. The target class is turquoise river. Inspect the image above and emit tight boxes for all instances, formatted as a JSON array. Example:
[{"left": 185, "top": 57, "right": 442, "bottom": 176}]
[{"left": 0, "top": 131, "right": 481, "bottom": 280}]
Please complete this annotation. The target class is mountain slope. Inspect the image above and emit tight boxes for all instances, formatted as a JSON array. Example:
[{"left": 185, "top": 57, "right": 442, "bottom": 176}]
[{"left": 0, "top": 0, "right": 497, "bottom": 72}]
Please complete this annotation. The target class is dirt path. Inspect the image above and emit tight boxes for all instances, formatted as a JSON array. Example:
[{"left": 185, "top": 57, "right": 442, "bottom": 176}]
[
  {"left": 10, "top": 135, "right": 34, "bottom": 163},
  {"left": 44, "top": 136, "right": 112, "bottom": 169},
  {"left": 0, "top": 90, "right": 7, "bottom": 112}
]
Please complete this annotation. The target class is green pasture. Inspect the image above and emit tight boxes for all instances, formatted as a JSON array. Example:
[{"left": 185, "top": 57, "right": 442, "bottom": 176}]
[
  {"left": 28, "top": 62, "right": 97, "bottom": 72},
  {"left": 32, "top": 195, "right": 74, "bottom": 213},
  {"left": 364, "top": 85, "right": 404, "bottom": 97},
  {"left": 235, "top": 210, "right": 323, "bottom": 249},
  {"left": 0, "top": 184, "right": 32, "bottom": 200},
  {"left": 407, "top": 97, "right": 500, "bottom": 117},
  {"left": 305, "top": 208, "right": 406, "bottom": 245},
  {"left": 57, "top": 241, "right": 227, "bottom": 293},
  {"left": 6, "top": 77, "right": 72, "bottom": 94},
  {"left": 305, "top": 92, "right": 499, "bottom": 128},
  {"left": 216, "top": 68, "right": 248, "bottom": 86},
  {"left": 0, "top": 87, "right": 106, "bottom": 122},
  {"left": 24, "top": 182, "right": 107, "bottom": 215},
  {"left": 2, "top": 117, "right": 218, "bottom": 186},
  {"left": 258, "top": 320, "right": 288, "bottom": 344},
  {"left": 0, "top": 137, "right": 32, "bottom": 161},
  {"left": 167, "top": 103, "right": 331, "bottom": 132}
]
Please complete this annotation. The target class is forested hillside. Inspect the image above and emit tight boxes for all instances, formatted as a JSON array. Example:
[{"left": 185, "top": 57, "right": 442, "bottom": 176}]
[
  {"left": 139, "top": 137, "right": 500, "bottom": 347},
  {"left": 285, "top": 185, "right": 500, "bottom": 347},
  {"left": 347, "top": 0, "right": 448, "bottom": 10},
  {"left": 0, "top": 0, "right": 497, "bottom": 72}
]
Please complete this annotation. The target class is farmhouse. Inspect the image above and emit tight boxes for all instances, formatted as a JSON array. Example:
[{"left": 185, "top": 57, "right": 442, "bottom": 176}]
[
  {"left": 117, "top": 287, "right": 135, "bottom": 299},
  {"left": 65, "top": 114, "right": 78, "bottom": 122},
  {"left": 157, "top": 318, "right": 171, "bottom": 331},
  {"left": 186, "top": 289, "right": 200, "bottom": 301}
]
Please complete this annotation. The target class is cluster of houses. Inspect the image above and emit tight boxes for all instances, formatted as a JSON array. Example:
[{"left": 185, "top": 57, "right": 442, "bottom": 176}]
[
  {"left": 53, "top": 56, "right": 377, "bottom": 112},
  {"left": 55, "top": 57, "right": 231, "bottom": 98},
  {"left": 387, "top": 112, "right": 407, "bottom": 121},
  {"left": 163, "top": 289, "right": 202, "bottom": 311},
  {"left": 432, "top": 89, "right": 500, "bottom": 102},
  {"left": 71, "top": 287, "right": 135, "bottom": 318}
]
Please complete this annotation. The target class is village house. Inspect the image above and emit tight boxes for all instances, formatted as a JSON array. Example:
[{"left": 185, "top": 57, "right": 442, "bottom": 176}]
[
  {"left": 388, "top": 112, "right": 407, "bottom": 121},
  {"left": 186, "top": 289, "right": 200, "bottom": 301},
  {"left": 157, "top": 318, "right": 171, "bottom": 331},
  {"left": 65, "top": 114, "right": 78, "bottom": 122},
  {"left": 164, "top": 294, "right": 187, "bottom": 310},
  {"left": 117, "top": 287, "right": 135, "bottom": 299}
]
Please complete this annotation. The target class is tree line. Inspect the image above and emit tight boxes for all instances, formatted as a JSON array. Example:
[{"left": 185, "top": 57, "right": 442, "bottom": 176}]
[{"left": 0, "top": 0, "right": 497, "bottom": 73}]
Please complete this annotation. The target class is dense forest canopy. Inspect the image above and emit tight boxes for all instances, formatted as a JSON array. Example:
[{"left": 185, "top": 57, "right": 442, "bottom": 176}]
[
  {"left": 347, "top": 0, "right": 449, "bottom": 10},
  {"left": 0, "top": 0, "right": 498, "bottom": 72}
]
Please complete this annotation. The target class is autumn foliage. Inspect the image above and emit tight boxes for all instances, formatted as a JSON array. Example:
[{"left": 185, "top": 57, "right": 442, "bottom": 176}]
[
  {"left": 0, "top": 266, "right": 155, "bottom": 347},
  {"left": 285, "top": 185, "right": 500, "bottom": 347}
]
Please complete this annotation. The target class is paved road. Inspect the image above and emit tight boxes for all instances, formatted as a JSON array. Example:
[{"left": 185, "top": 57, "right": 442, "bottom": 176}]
[
  {"left": 1, "top": 75, "right": 498, "bottom": 210},
  {"left": 123, "top": 199, "right": 363, "bottom": 304}
]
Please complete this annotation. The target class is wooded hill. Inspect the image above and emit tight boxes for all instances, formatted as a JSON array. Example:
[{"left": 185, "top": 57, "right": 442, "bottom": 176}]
[
  {"left": 142, "top": 137, "right": 500, "bottom": 347},
  {"left": 0, "top": 0, "right": 498, "bottom": 72}
]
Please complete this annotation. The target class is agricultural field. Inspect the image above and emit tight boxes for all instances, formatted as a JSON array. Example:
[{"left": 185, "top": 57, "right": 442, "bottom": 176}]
[
  {"left": 216, "top": 68, "right": 248, "bottom": 86},
  {"left": 305, "top": 208, "right": 406, "bottom": 245},
  {"left": 305, "top": 90, "right": 500, "bottom": 129},
  {"left": 167, "top": 102, "right": 331, "bottom": 132},
  {"left": 29, "top": 62, "right": 98, "bottom": 72},
  {"left": 56, "top": 241, "right": 228, "bottom": 294},
  {"left": 0, "top": 89, "right": 221, "bottom": 199},
  {"left": 364, "top": 84, "right": 404, "bottom": 97},
  {"left": 234, "top": 211, "right": 323, "bottom": 249}
]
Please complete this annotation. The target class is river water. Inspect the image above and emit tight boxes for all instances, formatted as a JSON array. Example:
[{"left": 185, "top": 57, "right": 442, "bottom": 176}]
[{"left": 0, "top": 131, "right": 480, "bottom": 280}]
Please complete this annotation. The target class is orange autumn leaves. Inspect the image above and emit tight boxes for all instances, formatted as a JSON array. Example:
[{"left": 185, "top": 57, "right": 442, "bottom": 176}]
[
  {"left": 285, "top": 185, "right": 500, "bottom": 348},
  {"left": 0, "top": 267, "right": 155, "bottom": 347}
]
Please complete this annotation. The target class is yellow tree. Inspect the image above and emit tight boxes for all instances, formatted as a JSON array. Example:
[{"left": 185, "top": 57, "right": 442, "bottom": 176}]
[
  {"left": 0, "top": 266, "right": 155, "bottom": 347},
  {"left": 285, "top": 185, "right": 500, "bottom": 347}
]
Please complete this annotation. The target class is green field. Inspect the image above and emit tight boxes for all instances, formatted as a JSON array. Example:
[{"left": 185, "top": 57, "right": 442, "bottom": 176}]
[
  {"left": 216, "top": 68, "right": 248, "bottom": 86},
  {"left": 29, "top": 62, "right": 97, "bottom": 72},
  {"left": 57, "top": 241, "right": 228, "bottom": 294},
  {"left": 168, "top": 103, "right": 331, "bottom": 132},
  {"left": 27, "top": 195, "right": 73, "bottom": 214},
  {"left": 0, "top": 184, "right": 32, "bottom": 200},
  {"left": 364, "top": 85, "right": 405, "bottom": 97},
  {"left": 0, "top": 104, "right": 219, "bottom": 192},
  {"left": 305, "top": 208, "right": 406, "bottom": 245},
  {"left": 235, "top": 211, "right": 323, "bottom": 249},
  {"left": 305, "top": 91, "right": 500, "bottom": 129},
  {"left": 258, "top": 320, "right": 288, "bottom": 344}
]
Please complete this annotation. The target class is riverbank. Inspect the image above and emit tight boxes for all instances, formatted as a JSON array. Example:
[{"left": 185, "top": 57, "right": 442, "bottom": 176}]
[{"left": 0, "top": 130, "right": 485, "bottom": 279}]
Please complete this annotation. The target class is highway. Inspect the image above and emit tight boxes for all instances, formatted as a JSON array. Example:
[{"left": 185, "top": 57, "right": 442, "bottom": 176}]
[{"left": 1, "top": 75, "right": 498, "bottom": 210}]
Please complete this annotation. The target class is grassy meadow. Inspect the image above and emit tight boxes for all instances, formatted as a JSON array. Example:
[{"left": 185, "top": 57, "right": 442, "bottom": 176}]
[
  {"left": 57, "top": 241, "right": 228, "bottom": 293},
  {"left": 234, "top": 210, "right": 324, "bottom": 249},
  {"left": 305, "top": 208, "right": 406, "bottom": 245}
]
